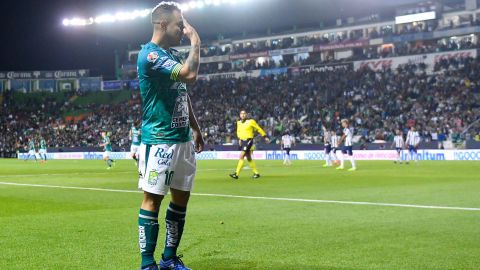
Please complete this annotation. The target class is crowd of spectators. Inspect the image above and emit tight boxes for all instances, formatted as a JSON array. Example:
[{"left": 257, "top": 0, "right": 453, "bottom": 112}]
[
  {"left": 198, "top": 37, "right": 480, "bottom": 74},
  {"left": 0, "top": 91, "right": 142, "bottom": 157},
  {"left": 1, "top": 56, "right": 479, "bottom": 157},
  {"left": 198, "top": 16, "right": 480, "bottom": 58}
]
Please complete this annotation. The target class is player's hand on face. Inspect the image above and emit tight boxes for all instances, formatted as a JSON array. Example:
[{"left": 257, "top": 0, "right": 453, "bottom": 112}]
[
  {"left": 192, "top": 130, "right": 204, "bottom": 153},
  {"left": 182, "top": 19, "right": 199, "bottom": 40}
]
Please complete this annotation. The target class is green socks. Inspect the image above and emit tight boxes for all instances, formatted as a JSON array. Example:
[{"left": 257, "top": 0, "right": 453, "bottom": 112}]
[
  {"left": 138, "top": 209, "right": 159, "bottom": 268},
  {"left": 163, "top": 203, "right": 187, "bottom": 260}
]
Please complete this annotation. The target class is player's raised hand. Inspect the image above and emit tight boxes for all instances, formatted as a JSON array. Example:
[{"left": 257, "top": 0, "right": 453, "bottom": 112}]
[{"left": 183, "top": 19, "right": 200, "bottom": 42}]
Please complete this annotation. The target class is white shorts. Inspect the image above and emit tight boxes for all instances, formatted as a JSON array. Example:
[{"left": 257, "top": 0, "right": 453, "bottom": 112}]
[
  {"left": 138, "top": 142, "right": 196, "bottom": 196},
  {"left": 103, "top": 151, "right": 111, "bottom": 159},
  {"left": 28, "top": 150, "right": 36, "bottom": 155},
  {"left": 39, "top": 149, "right": 47, "bottom": 154},
  {"left": 130, "top": 145, "right": 140, "bottom": 156}
]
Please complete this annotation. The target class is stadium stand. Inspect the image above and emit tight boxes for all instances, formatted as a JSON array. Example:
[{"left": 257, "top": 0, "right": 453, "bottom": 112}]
[
  {"left": 1, "top": 56, "right": 479, "bottom": 157},
  {"left": 2, "top": 1, "right": 480, "bottom": 157}
]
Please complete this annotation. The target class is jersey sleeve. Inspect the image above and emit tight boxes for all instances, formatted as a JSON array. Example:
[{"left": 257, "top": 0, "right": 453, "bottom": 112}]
[
  {"left": 251, "top": 120, "right": 266, "bottom": 137},
  {"left": 235, "top": 121, "right": 239, "bottom": 138},
  {"left": 145, "top": 50, "right": 183, "bottom": 81}
]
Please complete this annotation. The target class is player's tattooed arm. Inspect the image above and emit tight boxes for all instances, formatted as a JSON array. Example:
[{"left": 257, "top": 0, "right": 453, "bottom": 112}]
[{"left": 178, "top": 19, "right": 201, "bottom": 83}]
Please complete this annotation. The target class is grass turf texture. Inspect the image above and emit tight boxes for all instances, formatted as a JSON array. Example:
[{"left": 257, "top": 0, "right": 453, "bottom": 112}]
[{"left": 0, "top": 159, "right": 479, "bottom": 270}]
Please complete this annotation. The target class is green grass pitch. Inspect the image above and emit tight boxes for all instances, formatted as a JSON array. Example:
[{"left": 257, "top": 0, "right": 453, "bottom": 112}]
[{"left": 1, "top": 159, "right": 479, "bottom": 269}]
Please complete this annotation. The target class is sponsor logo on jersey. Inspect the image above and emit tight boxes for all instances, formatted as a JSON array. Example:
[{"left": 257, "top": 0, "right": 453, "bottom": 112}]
[
  {"left": 161, "top": 59, "right": 177, "bottom": 70},
  {"left": 171, "top": 92, "right": 189, "bottom": 128}
]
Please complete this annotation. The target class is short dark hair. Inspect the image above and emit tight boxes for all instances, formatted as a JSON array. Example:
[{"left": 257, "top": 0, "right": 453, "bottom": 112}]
[{"left": 151, "top": 2, "right": 182, "bottom": 24}]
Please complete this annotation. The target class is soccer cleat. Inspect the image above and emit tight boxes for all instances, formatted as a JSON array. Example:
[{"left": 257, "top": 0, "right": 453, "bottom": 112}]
[
  {"left": 348, "top": 168, "right": 357, "bottom": 171},
  {"left": 106, "top": 167, "right": 111, "bottom": 170},
  {"left": 323, "top": 164, "right": 331, "bottom": 167},
  {"left": 406, "top": 162, "right": 410, "bottom": 165},
  {"left": 252, "top": 173, "right": 261, "bottom": 179},
  {"left": 159, "top": 255, "right": 191, "bottom": 270},
  {"left": 229, "top": 173, "right": 239, "bottom": 179},
  {"left": 336, "top": 167, "right": 344, "bottom": 170},
  {"left": 141, "top": 264, "right": 159, "bottom": 270}
]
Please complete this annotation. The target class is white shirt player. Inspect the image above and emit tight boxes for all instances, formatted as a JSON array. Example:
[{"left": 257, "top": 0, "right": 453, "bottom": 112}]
[
  {"left": 324, "top": 132, "right": 332, "bottom": 146},
  {"left": 331, "top": 135, "right": 339, "bottom": 148},
  {"left": 343, "top": 128, "right": 353, "bottom": 146},
  {"left": 281, "top": 135, "right": 294, "bottom": 148},
  {"left": 406, "top": 131, "right": 420, "bottom": 146},
  {"left": 394, "top": 135, "right": 404, "bottom": 148}
]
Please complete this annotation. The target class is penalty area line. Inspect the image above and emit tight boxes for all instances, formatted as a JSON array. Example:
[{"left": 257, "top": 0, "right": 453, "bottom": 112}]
[{"left": 0, "top": 181, "right": 479, "bottom": 212}]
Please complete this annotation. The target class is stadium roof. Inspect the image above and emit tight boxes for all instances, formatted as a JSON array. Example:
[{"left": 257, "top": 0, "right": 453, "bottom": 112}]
[{"left": 0, "top": 0, "right": 465, "bottom": 77}]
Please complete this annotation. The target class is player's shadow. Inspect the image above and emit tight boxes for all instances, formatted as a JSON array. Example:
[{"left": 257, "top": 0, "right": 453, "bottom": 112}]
[{"left": 192, "top": 257, "right": 361, "bottom": 270}]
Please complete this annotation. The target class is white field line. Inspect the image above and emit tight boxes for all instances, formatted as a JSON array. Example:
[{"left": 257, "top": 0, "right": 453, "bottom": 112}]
[
  {"left": 0, "top": 181, "right": 479, "bottom": 212},
  {"left": 0, "top": 166, "right": 324, "bottom": 177}
]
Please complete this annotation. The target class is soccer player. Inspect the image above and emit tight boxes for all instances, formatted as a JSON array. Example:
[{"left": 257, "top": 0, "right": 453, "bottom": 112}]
[
  {"left": 330, "top": 130, "right": 340, "bottom": 165},
  {"left": 100, "top": 131, "right": 115, "bottom": 169},
  {"left": 337, "top": 119, "right": 356, "bottom": 171},
  {"left": 25, "top": 137, "right": 37, "bottom": 162},
  {"left": 281, "top": 130, "right": 294, "bottom": 165},
  {"left": 391, "top": 130, "right": 404, "bottom": 164},
  {"left": 38, "top": 136, "right": 48, "bottom": 163},
  {"left": 322, "top": 127, "right": 332, "bottom": 167},
  {"left": 405, "top": 126, "right": 421, "bottom": 164},
  {"left": 130, "top": 121, "right": 142, "bottom": 165},
  {"left": 229, "top": 110, "right": 269, "bottom": 179},
  {"left": 136, "top": 2, "right": 203, "bottom": 270}
]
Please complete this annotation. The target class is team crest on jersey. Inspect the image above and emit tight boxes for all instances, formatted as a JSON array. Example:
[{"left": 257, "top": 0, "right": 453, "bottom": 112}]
[
  {"left": 148, "top": 171, "right": 159, "bottom": 186},
  {"left": 147, "top": 52, "right": 159, "bottom": 63}
]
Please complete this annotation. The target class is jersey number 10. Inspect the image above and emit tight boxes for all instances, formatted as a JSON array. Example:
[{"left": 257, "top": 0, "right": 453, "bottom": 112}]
[{"left": 165, "top": 170, "right": 175, "bottom": 186}]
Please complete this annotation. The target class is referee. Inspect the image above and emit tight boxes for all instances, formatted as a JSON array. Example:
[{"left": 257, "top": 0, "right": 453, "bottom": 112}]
[{"left": 229, "top": 110, "right": 269, "bottom": 179}]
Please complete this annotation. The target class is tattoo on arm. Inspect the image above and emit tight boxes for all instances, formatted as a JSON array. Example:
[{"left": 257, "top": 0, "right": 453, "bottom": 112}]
[{"left": 186, "top": 44, "right": 200, "bottom": 73}]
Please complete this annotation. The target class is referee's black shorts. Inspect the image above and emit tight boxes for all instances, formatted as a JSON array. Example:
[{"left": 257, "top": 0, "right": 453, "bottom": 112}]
[{"left": 239, "top": 139, "right": 254, "bottom": 152}]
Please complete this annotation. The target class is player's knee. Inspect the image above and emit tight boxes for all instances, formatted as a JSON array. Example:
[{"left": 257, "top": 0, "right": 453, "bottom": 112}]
[
  {"left": 170, "top": 189, "right": 190, "bottom": 207},
  {"left": 142, "top": 192, "right": 163, "bottom": 211}
]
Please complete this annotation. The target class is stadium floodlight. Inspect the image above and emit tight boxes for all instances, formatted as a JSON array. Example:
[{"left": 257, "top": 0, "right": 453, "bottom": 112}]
[
  {"left": 62, "top": 0, "right": 250, "bottom": 27},
  {"left": 196, "top": 1, "right": 205, "bottom": 8},
  {"left": 62, "top": 17, "right": 94, "bottom": 26}
]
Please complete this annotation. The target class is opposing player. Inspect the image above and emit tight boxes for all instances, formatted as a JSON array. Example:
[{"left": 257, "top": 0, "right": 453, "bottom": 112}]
[
  {"left": 25, "top": 137, "right": 37, "bottom": 162},
  {"left": 136, "top": 2, "right": 204, "bottom": 270},
  {"left": 330, "top": 130, "right": 340, "bottom": 165},
  {"left": 281, "top": 130, "right": 295, "bottom": 165},
  {"left": 100, "top": 131, "right": 115, "bottom": 169},
  {"left": 405, "top": 126, "right": 421, "bottom": 164},
  {"left": 229, "top": 110, "right": 269, "bottom": 179},
  {"left": 39, "top": 136, "right": 48, "bottom": 163},
  {"left": 337, "top": 119, "right": 356, "bottom": 171},
  {"left": 130, "top": 121, "right": 142, "bottom": 165},
  {"left": 322, "top": 127, "right": 332, "bottom": 167},
  {"left": 391, "top": 130, "right": 404, "bottom": 164}
]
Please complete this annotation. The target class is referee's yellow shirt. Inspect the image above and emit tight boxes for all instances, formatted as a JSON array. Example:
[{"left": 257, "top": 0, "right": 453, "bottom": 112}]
[{"left": 236, "top": 119, "right": 266, "bottom": 140}]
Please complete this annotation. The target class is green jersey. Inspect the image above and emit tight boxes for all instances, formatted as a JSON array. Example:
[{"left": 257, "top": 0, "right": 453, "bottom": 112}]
[
  {"left": 137, "top": 42, "right": 191, "bottom": 145},
  {"left": 40, "top": 139, "right": 47, "bottom": 150},
  {"left": 103, "top": 136, "right": 112, "bottom": 152},
  {"left": 131, "top": 127, "right": 141, "bottom": 146},
  {"left": 28, "top": 140, "right": 35, "bottom": 151}
]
